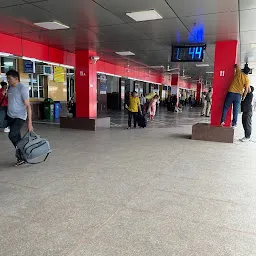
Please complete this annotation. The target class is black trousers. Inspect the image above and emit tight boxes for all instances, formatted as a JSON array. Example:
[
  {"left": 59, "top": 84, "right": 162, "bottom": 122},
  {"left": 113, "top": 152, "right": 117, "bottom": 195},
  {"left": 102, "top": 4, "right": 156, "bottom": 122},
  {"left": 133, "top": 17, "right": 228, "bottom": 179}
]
[
  {"left": 242, "top": 112, "right": 252, "bottom": 138},
  {"left": 7, "top": 116, "right": 25, "bottom": 147},
  {"left": 128, "top": 111, "right": 138, "bottom": 128}
]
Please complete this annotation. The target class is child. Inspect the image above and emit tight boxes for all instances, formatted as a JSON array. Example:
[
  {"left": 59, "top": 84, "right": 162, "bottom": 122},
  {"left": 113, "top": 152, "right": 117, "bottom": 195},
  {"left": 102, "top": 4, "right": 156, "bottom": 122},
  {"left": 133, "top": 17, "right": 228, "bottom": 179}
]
[
  {"left": 0, "top": 82, "right": 10, "bottom": 133},
  {"left": 240, "top": 86, "right": 254, "bottom": 142}
]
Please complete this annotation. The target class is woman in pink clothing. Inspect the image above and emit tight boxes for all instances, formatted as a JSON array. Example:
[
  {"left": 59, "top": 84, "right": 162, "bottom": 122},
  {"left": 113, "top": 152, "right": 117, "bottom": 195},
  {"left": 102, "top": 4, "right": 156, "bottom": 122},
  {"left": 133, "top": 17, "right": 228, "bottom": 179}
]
[{"left": 149, "top": 95, "right": 160, "bottom": 120}]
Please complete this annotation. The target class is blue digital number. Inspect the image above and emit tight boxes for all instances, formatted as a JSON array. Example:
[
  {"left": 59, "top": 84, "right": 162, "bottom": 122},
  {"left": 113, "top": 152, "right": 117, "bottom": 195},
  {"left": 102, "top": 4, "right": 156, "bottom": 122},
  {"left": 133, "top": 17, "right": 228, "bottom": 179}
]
[
  {"left": 176, "top": 48, "right": 180, "bottom": 60},
  {"left": 195, "top": 47, "right": 203, "bottom": 60},
  {"left": 188, "top": 47, "right": 195, "bottom": 59}
]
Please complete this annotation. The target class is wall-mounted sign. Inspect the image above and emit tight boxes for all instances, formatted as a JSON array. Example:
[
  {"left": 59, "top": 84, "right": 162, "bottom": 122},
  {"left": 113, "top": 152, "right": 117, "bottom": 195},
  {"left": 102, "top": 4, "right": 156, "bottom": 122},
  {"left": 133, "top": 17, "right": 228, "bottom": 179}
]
[
  {"left": 99, "top": 74, "right": 107, "bottom": 94},
  {"left": 23, "top": 60, "right": 34, "bottom": 73},
  {"left": 54, "top": 66, "right": 65, "bottom": 83}
]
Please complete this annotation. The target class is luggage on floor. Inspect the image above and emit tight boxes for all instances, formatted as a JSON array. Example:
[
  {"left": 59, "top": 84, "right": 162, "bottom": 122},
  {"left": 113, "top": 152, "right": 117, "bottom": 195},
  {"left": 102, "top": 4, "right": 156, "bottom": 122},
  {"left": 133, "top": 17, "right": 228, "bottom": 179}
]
[
  {"left": 0, "top": 106, "right": 7, "bottom": 128},
  {"left": 137, "top": 114, "right": 147, "bottom": 128},
  {"left": 16, "top": 131, "right": 52, "bottom": 164}
]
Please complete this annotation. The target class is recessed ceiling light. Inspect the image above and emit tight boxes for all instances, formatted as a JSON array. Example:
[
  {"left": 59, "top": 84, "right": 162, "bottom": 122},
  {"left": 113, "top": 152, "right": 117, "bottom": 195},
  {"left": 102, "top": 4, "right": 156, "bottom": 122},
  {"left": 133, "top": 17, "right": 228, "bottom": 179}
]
[
  {"left": 196, "top": 64, "right": 209, "bottom": 67},
  {"left": 34, "top": 21, "right": 69, "bottom": 30},
  {"left": 115, "top": 51, "right": 135, "bottom": 56},
  {"left": 126, "top": 10, "right": 162, "bottom": 22}
]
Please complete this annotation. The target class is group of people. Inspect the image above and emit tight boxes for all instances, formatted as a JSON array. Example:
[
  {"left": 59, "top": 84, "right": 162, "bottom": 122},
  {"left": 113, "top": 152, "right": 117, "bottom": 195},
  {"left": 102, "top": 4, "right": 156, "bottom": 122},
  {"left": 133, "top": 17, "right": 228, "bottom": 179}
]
[
  {"left": 125, "top": 91, "right": 160, "bottom": 129},
  {"left": 0, "top": 70, "right": 33, "bottom": 166}
]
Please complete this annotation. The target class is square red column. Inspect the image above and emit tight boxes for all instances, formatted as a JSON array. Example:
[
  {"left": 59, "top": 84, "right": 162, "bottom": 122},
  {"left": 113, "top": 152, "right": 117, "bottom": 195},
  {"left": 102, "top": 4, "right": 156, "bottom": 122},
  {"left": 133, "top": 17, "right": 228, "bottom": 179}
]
[
  {"left": 211, "top": 41, "right": 238, "bottom": 126},
  {"left": 75, "top": 50, "right": 97, "bottom": 118},
  {"left": 196, "top": 82, "right": 202, "bottom": 103}
]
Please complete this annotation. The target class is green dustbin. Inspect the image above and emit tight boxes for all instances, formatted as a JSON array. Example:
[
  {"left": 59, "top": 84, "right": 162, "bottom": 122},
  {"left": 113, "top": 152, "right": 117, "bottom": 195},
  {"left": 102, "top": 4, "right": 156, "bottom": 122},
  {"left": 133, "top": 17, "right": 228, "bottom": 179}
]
[{"left": 44, "top": 98, "right": 54, "bottom": 120}]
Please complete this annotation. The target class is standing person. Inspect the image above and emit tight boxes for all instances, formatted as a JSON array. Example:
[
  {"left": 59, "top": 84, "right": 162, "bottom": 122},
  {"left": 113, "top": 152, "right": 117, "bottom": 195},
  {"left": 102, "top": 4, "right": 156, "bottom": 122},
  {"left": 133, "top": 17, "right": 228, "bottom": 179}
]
[
  {"left": 149, "top": 95, "right": 160, "bottom": 120},
  {"left": 127, "top": 91, "right": 141, "bottom": 129},
  {"left": 240, "top": 86, "right": 254, "bottom": 142},
  {"left": 0, "top": 81, "right": 10, "bottom": 132},
  {"left": 201, "top": 92, "right": 207, "bottom": 116},
  {"left": 221, "top": 64, "right": 250, "bottom": 127},
  {"left": 201, "top": 89, "right": 212, "bottom": 117},
  {"left": 6, "top": 70, "right": 33, "bottom": 166},
  {"left": 139, "top": 94, "right": 146, "bottom": 114}
]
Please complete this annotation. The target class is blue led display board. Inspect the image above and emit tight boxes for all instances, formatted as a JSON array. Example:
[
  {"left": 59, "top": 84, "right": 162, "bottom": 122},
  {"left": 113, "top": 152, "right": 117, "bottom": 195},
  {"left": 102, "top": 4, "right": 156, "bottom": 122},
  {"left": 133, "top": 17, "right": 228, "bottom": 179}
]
[{"left": 171, "top": 44, "right": 206, "bottom": 62}]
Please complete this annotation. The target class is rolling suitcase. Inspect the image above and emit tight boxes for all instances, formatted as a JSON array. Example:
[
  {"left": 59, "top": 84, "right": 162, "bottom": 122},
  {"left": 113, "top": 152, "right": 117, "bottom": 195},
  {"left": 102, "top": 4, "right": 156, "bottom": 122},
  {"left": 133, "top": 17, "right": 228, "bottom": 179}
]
[
  {"left": 16, "top": 131, "right": 52, "bottom": 164},
  {"left": 137, "top": 114, "right": 147, "bottom": 128}
]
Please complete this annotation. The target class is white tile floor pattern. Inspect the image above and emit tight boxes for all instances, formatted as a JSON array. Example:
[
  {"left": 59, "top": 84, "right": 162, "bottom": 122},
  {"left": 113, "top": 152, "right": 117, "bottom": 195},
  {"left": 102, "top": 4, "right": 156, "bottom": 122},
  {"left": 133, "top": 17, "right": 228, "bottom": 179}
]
[{"left": 0, "top": 111, "right": 256, "bottom": 256}]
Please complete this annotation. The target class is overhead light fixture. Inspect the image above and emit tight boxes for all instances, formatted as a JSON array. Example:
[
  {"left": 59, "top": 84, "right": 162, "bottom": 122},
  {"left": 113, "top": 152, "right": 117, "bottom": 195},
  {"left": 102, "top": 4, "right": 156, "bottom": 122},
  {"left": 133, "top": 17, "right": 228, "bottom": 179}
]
[
  {"left": 0, "top": 52, "right": 13, "bottom": 57},
  {"left": 196, "top": 64, "right": 209, "bottom": 67},
  {"left": 206, "top": 71, "right": 214, "bottom": 74},
  {"left": 251, "top": 43, "right": 256, "bottom": 48},
  {"left": 150, "top": 66, "right": 165, "bottom": 69},
  {"left": 115, "top": 51, "right": 135, "bottom": 56},
  {"left": 126, "top": 10, "right": 162, "bottom": 22},
  {"left": 22, "top": 56, "right": 40, "bottom": 62},
  {"left": 34, "top": 21, "right": 69, "bottom": 30}
]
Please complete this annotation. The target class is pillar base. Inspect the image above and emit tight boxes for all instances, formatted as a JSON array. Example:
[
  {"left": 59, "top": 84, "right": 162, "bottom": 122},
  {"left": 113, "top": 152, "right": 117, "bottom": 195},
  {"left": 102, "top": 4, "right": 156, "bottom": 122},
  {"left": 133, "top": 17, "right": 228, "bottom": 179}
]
[
  {"left": 192, "top": 123, "right": 234, "bottom": 143},
  {"left": 60, "top": 117, "right": 110, "bottom": 131}
]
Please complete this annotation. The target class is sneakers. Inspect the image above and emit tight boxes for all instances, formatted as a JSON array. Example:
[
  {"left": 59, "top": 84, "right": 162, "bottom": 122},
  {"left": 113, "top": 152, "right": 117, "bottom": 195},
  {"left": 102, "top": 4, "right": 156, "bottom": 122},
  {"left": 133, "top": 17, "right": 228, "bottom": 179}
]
[
  {"left": 4, "top": 127, "right": 10, "bottom": 133},
  {"left": 220, "top": 122, "right": 225, "bottom": 127},
  {"left": 240, "top": 137, "right": 251, "bottom": 142},
  {"left": 15, "top": 159, "right": 25, "bottom": 167},
  {"left": 232, "top": 124, "right": 237, "bottom": 129}
]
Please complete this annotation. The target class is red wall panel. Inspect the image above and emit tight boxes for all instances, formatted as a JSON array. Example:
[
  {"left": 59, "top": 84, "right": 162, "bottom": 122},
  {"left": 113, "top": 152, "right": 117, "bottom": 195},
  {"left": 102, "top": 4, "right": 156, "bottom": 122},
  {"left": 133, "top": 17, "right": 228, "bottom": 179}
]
[
  {"left": 0, "top": 33, "right": 22, "bottom": 56},
  {"left": 22, "top": 40, "right": 49, "bottom": 61}
]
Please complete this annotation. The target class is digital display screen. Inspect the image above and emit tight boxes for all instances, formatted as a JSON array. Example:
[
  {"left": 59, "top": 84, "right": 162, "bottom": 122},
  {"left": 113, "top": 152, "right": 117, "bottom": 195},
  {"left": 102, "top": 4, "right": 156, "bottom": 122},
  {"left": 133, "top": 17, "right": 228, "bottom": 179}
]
[{"left": 171, "top": 45, "right": 206, "bottom": 62}]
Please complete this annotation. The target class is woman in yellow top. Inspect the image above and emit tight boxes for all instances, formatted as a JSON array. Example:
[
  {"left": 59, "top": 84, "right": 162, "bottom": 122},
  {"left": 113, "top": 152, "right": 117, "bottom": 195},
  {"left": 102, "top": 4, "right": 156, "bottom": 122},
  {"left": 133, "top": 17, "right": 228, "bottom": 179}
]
[
  {"left": 221, "top": 64, "right": 250, "bottom": 127},
  {"left": 127, "top": 91, "right": 141, "bottom": 129}
]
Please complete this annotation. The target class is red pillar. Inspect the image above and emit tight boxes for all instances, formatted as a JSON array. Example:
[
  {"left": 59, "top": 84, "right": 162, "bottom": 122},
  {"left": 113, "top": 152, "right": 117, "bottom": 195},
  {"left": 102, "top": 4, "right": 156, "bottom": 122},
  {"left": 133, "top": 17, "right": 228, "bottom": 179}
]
[
  {"left": 75, "top": 50, "right": 97, "bottom": 118},
  {"left": 196, "top": 82, "right": 202, "bottom": 103},
  {"left": 211, "top": 41, "right": 238, "bottom": 126}
]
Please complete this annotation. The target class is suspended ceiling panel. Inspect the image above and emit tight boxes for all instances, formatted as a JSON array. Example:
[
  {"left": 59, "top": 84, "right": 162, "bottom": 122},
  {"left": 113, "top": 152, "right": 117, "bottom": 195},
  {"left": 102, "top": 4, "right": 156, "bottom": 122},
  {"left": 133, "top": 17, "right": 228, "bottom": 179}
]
[{"left": 0, "top": 0, "right": 254, "bottom": 82}]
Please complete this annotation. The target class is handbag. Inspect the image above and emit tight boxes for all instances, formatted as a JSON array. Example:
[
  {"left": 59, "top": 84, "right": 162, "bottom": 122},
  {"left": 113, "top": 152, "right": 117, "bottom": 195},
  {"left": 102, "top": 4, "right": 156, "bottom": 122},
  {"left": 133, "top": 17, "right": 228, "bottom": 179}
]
[
  {"left": 0, "top": 93, "right": 7, "bottom": 128},
  {"left": 16, "top": 131, "right": 52, "bottom": 164}
]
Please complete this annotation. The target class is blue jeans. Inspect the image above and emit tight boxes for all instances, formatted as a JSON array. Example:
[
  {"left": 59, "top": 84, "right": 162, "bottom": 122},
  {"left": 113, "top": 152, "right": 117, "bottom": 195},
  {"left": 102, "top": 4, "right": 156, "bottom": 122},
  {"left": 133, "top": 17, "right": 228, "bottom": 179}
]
[{"left": 221, "top": 92, "right": 241, "bottom": 126}]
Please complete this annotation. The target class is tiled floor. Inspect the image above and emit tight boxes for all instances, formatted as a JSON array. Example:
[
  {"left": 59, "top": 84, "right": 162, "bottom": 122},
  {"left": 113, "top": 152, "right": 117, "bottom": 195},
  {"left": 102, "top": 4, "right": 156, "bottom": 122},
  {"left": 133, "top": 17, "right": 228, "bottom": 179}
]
[{"left": 1, "top": 108, "right": 256, "bottom": 256}]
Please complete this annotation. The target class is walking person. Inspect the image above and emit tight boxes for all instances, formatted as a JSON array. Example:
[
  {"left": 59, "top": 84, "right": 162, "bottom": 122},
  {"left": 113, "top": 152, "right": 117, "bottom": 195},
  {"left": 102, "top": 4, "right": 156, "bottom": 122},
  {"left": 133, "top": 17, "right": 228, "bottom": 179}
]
[
  {"left": 6, "top": 70, "right": 33, "bottom": 166},
  {"left": 127, "top": 91, "right": 141, "bottom": 129},
  {"left": 139, "top": 94, "right": 146, "bottom": 114},
  {"left": 0, "top": 81, "right": 10, "bottom": 132},
  {"left": 240, "top": 86, "right": 254, "bottom": 142},
  {"left": 201, "top": 89, "right": 212, "bottom": 117},
  {"left": 149, "top": 95, "right": 160, "bottom": 120},
  {"left": 221, "top": 63, "right": 250, "bottom": 127}
]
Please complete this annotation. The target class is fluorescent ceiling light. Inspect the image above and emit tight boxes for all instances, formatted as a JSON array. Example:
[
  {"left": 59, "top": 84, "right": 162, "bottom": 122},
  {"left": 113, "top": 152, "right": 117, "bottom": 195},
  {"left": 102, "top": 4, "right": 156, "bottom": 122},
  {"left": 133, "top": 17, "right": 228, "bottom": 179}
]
[
  {"left": 126, "top": 10, "right": 162, "bottom": 22},
  {"left": 34, "top": 21, "right": 69, "bottom": 30},
  {"left": 196, "top": 64, "right": 209, "bottom": 67},
  {"left": 206, "top": 71, "right": 214, "bottom": 74},
  {"left": 251, "top": 43, "right": 256, "bottom": 48},
  {"left": 115, "top": 51, "right": 135, "bottom": 56},
  {"left": 22, "top": 56, "right": 40, "bottom": 62},
  {"left": 0, "top": 52, "right": 13, "bottom": 57}
]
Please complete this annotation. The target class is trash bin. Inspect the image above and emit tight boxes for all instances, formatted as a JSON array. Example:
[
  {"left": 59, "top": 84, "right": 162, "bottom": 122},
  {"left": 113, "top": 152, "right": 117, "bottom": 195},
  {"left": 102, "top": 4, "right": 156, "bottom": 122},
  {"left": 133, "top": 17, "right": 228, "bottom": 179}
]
[
  {"left": 54, "top": 101, "right": 62, "bottom": 119},
  {"left": 44, "top": 98, "right": 54, "bottom": 120}
]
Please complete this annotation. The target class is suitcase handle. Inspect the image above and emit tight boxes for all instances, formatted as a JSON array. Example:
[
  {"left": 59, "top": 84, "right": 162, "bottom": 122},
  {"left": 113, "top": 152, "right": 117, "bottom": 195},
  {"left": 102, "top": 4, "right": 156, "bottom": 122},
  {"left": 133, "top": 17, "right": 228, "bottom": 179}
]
[{"left": 22, "top": 131, "right": 40, "bottom": 141}]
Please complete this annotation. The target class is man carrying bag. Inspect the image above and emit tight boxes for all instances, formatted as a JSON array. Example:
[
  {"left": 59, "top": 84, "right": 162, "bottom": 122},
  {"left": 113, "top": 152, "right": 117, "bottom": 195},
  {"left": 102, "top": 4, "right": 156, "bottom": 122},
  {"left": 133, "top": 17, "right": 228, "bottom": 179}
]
[{"left": 6, "top": 70, "right": 33, "bottom": 166}]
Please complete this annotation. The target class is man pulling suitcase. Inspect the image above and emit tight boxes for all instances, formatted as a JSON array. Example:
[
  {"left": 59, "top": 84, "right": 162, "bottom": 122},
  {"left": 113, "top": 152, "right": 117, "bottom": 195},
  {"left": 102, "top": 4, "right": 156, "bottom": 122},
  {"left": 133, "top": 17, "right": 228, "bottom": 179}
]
[{"left": 6, "top": 70, "right": 33, "bottom": 166}]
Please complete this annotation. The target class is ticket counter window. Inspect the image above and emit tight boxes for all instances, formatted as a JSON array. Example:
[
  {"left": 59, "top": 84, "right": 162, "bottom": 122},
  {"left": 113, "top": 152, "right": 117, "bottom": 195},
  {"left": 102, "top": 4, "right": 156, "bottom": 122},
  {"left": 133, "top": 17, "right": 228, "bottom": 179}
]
[
  {"left": 29, "top": 74, "right": 45, "bottom": 99},
  {"left": 1, "top": 57, "right": 16, "bottom": 73}
]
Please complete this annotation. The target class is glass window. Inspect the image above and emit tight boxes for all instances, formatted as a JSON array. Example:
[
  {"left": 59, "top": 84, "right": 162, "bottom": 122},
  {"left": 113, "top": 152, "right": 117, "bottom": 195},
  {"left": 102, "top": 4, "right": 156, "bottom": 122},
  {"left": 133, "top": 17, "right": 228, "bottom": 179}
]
[
  {"left": 1, "top": 57, "right": 16, "bottom": 73},
  {"left": 28, "top": 74, "right": 44, "bottom": 99}
]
